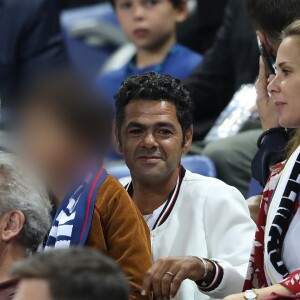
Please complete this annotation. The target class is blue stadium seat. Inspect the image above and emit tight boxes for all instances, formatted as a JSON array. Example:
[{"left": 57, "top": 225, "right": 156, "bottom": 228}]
[
  {"left": 106, "top": 155, "right": 216, "bottom": 180},
  {"left": 248, "top": 177, "right": 263, "bottom": 197},
  {"left": 61, "top": 3, "right": 124, "bottom": 79}
]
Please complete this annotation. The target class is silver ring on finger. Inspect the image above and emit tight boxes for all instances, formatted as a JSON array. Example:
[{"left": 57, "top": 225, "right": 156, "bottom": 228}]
[{"left": 165, "top": 271, "right": 175, "bottom": 278}]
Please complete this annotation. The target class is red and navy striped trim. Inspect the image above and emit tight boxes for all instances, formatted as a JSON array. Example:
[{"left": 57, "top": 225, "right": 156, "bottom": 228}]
[
  {"left": 153, "top": 166, "right": 186, "bottom": 229},
  {"left": 197, "top": 260, "right": 224, "bottom": 292},
  {"left": 79, "top": 168, "right": 105, "bottom": 243},
  {"left": 126, "top": 165, "right": 186, "bottom": 231}
]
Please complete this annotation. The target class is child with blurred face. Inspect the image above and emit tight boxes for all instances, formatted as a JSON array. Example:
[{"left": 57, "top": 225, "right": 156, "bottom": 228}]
[
  {"left": 97, "top": 0, "right": 202, "bottom": 108},
  {"left": 114, "top": 0, "right": 187, "bottom": 66}
]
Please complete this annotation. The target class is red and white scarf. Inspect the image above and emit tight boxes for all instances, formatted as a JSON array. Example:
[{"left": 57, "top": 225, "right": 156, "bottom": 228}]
[{"left": 244, "top": 146, "right": 300, "bottom": 290}]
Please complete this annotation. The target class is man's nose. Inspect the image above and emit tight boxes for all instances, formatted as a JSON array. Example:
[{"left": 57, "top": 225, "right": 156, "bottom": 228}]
[{"left": 141, "top": 132, "right": 158, "bottom": 148}]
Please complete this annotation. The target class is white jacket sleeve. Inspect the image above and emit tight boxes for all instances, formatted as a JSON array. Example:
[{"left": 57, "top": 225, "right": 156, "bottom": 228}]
[{"left": 199, "top": 180, "right": 256, "bottom": 298}]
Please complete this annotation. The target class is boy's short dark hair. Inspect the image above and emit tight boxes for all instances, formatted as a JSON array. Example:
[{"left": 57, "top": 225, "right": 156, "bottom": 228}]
[
  {"left": 110, "top": 0, "right": 183, "bottom": 8},
  {"left": 245, "top": 0, "right": 300, "bottom": 42},
  {"left": 115, "top": 72, "right": 193, "bottom": 145},
  {"left": 19, "top": 70, "right": 112, "bottom": 153},
  {"left": 11, "top": 248, "right": 130, "bottom": 300}
]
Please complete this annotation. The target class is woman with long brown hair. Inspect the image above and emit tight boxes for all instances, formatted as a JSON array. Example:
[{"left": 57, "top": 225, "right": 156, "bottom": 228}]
[{"left": 226, "top": 19, "right": 300, "bottom": 300}]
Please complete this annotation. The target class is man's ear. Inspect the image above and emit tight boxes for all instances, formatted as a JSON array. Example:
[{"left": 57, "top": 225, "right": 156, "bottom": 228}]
[
  {"left": 1, "top": 210, "right": 25, "bottom": 243},
  {"left": 257, "top": 30, "right": 273, "bottom": 55},
  {"left": 182, "top": 125, "right": 193, "bottom": 155},
  {"left": 175, "top": 0, "right": 188, "bottom": 23},
  {"left": 114, "top": 125, "right": 123, "bottom": 155}
]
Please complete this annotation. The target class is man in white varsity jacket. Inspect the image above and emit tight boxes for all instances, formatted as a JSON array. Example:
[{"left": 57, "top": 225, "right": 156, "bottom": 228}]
[{"left": 114, "top": 72, "right": 256, "bottom": 299}]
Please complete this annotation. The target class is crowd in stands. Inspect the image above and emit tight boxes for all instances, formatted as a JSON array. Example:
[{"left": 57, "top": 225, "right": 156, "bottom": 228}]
[{"left": 1, "top": 0, "right": 300, "bottom": 299}]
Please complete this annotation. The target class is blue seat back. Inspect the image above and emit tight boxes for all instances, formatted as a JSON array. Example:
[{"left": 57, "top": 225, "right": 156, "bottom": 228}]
[{"left": 248, "top": 177, "right": 263, "bottom": 197}]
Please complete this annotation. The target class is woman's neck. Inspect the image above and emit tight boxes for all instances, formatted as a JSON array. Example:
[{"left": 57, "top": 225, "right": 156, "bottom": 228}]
[{"left": 135, "top": 35, "right": 176, "bottom": 68}]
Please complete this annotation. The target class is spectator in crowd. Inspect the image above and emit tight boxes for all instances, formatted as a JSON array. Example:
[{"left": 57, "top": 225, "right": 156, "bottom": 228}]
[
  {"left": 12, "top": 248, "right": 129, "bottom": 300},
  {"left": 0, "top": 152, "right": 51, "bottom": 300},
  {"left": 184, "top": 0, "right": 259, "bottom": 137},
  {"left": 0, "top": 0, "right": 66, "bottom": 114},
  {"left": 185, "top": 0, "right": 300, "bottom": 197},
  {"left": 97, "top": 0, "right": 202, "bottom": 105},
  {"left": 17, "top": 71, "right": 152, "bottom": 300},
  {"left": 246, "top": 0, "right": 300, "bottom": 219},
  {"left": 248, "top": 0, "right": 300, "bottom": 187},
  {"left": 115, "top": 72, "right": 255, "bottom": 299},
  {"left": 183, "top": 0, "right": 260, "bottom": 197},
  {"left": 225, "top": 19, "right": 300, "bottom": 300}
]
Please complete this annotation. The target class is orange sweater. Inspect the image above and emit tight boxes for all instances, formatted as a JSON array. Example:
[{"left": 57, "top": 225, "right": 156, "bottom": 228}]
[{"left": 86, "top": 175, "right": 152, "bottom": 300}]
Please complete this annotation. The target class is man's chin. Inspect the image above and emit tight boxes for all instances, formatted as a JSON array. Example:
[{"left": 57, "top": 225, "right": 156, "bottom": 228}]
[{"left": 133, "top": 166, "right": 165, "bottom": 182}]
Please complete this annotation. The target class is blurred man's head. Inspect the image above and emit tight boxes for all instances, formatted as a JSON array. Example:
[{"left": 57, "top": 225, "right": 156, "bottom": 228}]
[
  {"left": 18, "top": 71, "right": 112, "bottom": 192},
  {"left": 115, "top": 72, "right": 193, "bottom": 185},
  {"left": 12, "top": 248, "right": 129, "bottom": 300},
  {"left": 245, "top": 0, "right": 300, "bottom": 54},
  {"left": 0, "top": 152, "right": 50, "bottom": 280}
]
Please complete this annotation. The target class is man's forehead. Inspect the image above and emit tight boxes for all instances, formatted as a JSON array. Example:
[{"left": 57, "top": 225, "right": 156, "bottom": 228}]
[
  {"left": 125, "top": 99, "right": 176, "bottom": 116},
  {"left": 124, "top": 100, "right": 177, "bottom": 125}
]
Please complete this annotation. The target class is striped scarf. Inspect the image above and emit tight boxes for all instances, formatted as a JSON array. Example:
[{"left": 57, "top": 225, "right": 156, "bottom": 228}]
[
  {"left": 244, "top": 145, "right": 300, "bottom": 289},
  {"left": 45, "top": 168, "right": 107, "bottom": 250}
]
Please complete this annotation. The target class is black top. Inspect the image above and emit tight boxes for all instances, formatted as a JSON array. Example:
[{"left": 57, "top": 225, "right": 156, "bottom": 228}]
[
  {"left": 252, "top": 129, "right": 290, "bottom": 186},
  {"left": 184, "top": 0, "right": 260, "bottom": 139}
]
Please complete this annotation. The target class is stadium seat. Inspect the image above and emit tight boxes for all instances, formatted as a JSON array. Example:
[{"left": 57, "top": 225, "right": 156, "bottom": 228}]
[
  {"left": 60, "top": 3, "right": 125, "bottom": 79},
  {"left": 248, "top": 177, "right": 263, "bottom": 197}
]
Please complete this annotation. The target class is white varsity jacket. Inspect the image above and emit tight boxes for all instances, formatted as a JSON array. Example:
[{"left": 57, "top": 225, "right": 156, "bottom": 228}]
[{"left": 121, "top": 169, "right": 256, "bottom": 299}]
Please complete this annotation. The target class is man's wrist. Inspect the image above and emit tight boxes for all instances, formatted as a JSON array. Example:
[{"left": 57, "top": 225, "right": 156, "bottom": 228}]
[{"left": 194, "top": 258, "right": 216, "bottom": 286}]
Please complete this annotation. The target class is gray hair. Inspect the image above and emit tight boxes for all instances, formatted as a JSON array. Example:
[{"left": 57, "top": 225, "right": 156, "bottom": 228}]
[{"left": 0, "top": 152, "right": 51, "bottom": 254}]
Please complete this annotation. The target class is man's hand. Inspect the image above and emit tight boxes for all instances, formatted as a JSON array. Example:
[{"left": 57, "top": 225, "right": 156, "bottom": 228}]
[
  {"left": 256, "top": 57, "right": 280, "bottom": 130},
  {"left": 141, "top": 256, "right": 205, "bottom": 299}
]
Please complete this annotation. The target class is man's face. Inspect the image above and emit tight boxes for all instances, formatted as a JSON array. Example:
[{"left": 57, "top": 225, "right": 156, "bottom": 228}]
[
  {"left": 118, "top": 100, "right": 192, "bottom": 185},
  {"left": 14, "top": 279, "right": 52, "bottom": 300},
  {"left": 114, "top": 0, "right": 187, "bottom": 51}
]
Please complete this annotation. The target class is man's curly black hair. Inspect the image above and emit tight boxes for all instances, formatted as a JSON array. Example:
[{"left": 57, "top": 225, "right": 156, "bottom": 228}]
[{"left": 115, "top": 72, "right": 193, "bottom": 145}]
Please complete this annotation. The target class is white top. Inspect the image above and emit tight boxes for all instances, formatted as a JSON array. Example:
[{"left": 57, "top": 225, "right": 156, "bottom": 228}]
[
  {"left": 143, "top": 201, "right": 166, "bottom": 229},
  {"left": 121, "top": 170, "right": 256, "bottom": 299}
]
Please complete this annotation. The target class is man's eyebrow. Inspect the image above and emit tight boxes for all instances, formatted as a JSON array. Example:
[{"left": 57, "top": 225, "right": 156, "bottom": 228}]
[
  {"left": 156, "top": 122, "right": 176, "bottom": 129},
  {"left": 126, "top": 122, "right": 145, "bottom": 128},
  {"left": 126, "top": 121, "right": 176, "bottom": 129}
]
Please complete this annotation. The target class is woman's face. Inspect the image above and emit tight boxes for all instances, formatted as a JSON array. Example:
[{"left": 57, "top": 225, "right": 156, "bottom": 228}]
[{"left": 268, "top": 36, "right": 300, "bottom": 128}]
